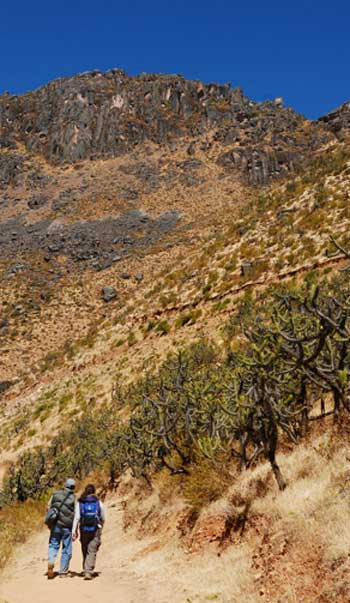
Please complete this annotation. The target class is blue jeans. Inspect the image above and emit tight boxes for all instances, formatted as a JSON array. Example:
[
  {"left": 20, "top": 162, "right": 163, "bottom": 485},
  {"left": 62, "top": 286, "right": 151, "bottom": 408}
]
[{"left": 48, "top": 526, "right": 73, "bottom": 573}]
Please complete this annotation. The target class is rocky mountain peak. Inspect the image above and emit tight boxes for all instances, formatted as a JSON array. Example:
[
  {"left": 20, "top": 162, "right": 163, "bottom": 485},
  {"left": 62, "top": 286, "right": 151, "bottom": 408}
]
[
  {"left": 0, "top": 70, "right": 248, "bottom": 163},
  {"left": 0, "top": 69, "right": 335, "bottom": 186}
]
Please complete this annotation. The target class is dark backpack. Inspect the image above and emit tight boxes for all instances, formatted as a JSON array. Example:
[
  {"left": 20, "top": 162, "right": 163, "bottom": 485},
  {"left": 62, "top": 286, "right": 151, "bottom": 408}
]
[
  {"left": 45, "top": 490, "right": 72, "bottom": 530},
  {"left": 80, "top": 498, "right": 100, "bottom": 532}
]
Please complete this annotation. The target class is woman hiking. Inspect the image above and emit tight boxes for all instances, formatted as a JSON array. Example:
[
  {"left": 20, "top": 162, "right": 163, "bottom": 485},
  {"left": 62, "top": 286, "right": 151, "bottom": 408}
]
[{"left": 72, "top": 483, "right": 106, "bottom": 580}]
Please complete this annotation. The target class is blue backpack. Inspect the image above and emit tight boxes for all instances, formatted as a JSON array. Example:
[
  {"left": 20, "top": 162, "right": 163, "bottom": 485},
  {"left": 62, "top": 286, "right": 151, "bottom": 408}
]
[{"left": 80, "top": 498, "right": 100, "bottom": 532}]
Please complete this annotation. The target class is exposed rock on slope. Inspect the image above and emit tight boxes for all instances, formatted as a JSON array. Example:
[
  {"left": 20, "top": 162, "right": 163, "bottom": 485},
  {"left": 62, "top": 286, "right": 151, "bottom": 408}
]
[
  {"left": 0, "top": 69, "right": 334, "bottom": 184},
  {"left": 319, "top": 102, "right": 350, "bottom": 138},
  {"left": 0, "top": 209, "right": 180, "bottom": 269}
]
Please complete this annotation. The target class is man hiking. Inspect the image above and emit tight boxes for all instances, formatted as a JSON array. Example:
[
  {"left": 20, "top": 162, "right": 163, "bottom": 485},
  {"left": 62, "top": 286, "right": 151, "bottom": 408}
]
[
  {"left": 47, "top": 478, "right": 77, "bottom": 579},
  {"left": 73, "top": 483, "right": 106, "bottom": 580}
]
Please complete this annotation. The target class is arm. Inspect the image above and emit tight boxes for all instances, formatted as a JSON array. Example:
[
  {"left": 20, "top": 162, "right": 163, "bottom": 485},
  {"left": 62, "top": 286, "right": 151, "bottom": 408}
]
[
  {"left": 47, "top": 496, "right": 53, "bottom": 511},
  {"left": 72, "top": 500, "right": 80, "bottom": 540},
  {"left": 99, "top": 501, "right": 106, "bottom": 526}
]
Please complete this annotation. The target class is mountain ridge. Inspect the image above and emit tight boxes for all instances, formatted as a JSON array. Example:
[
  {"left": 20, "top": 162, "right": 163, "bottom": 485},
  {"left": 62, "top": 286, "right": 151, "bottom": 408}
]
[{"left": 1, "top": 68, "right": 345, "bottom": 185}]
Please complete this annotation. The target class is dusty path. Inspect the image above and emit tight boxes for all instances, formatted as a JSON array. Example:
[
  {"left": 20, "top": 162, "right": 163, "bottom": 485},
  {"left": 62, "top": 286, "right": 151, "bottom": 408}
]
[
  {"left": 0, "top": 496, "right": 254, "bottom": 603},
  {"left": 0, "top": 501, "right": 150, "bottom": 603}
]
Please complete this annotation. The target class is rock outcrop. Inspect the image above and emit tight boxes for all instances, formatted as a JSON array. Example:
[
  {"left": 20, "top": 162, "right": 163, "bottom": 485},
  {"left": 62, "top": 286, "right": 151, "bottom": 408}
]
[
  {"left": 318, "top": 102, "right": 350, "bottom": 138},
  {"left": 0, "top": 69, "right": 335, "bottom": 185}
]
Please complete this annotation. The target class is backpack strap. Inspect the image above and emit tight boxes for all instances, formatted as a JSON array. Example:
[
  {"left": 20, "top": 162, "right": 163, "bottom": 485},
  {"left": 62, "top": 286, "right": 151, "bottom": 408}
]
[{"left": 53, "top": 490, "right": 73, "bottom": 517}]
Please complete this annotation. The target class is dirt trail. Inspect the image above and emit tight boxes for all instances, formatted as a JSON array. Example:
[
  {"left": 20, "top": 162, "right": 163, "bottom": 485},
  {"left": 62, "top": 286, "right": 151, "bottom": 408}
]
[
  {"left": 0, "top": 502, "right": 148, "bottom": 603},
  {"left": 0, "top": 497, "right": 251, "bottom": 603}
]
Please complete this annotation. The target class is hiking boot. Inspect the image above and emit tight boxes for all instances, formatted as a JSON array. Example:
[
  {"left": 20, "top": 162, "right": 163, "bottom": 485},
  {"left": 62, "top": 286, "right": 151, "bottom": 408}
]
[
  {"left": 84, "top": 572, "right": 93, "bottom": 580},
  {"left": 47, "top": 563, "right": 54, "bottom": 579}
]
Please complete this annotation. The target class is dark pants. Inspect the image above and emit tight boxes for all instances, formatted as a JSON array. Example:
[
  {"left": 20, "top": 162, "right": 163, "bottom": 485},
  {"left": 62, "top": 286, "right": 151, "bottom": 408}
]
[{"left": 80, "top": 528, "right": 102, "bottom": 573}]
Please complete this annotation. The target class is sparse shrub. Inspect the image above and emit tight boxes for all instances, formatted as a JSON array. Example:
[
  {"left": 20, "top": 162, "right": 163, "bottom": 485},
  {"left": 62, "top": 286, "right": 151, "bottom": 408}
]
[
  {"left": 5, "top": 250, "right": 350, "bottom": 513},
  {"left": 224, "top": 256, "right": 238, "bottom": 272},
  {"left": 183, "top": 458, "right": 231, "bottom": 510},
  {"left": 39, "top": 350, "right": 62, "bottom": 373},
  {"left": 145, "top": 320, "right": 156, "bottom": 332},
  {"left": 212, "top": 298, "right": 231, "bottom": 313},
  {"left": 175, "top": 309, "right": 202, "bottom": 328},
  {"left": 202, "top": 283, "right": 212, "bottom": 295},
  {"left": 33, "top": 401, "right": 54, "bottom": 420},
  {"left": 11, "top": 414, "right": 31, "bottom": 436},
  {"left": 305, "top": 269, "right": 318, "bottom": 284},
  {"left": 155, "top": 320, "right": 170, "bottom": 335},
  {"left": 127, "top": 331, "right": 137, "bottom": 346},
  {"left": 58, "top": 392, "right": 73, "bottom": 412}
]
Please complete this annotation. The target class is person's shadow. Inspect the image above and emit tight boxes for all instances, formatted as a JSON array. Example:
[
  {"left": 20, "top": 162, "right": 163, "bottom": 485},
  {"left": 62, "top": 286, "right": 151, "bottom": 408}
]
[{"left": 46, "top": 571, "right": 101, "bottom": 579}]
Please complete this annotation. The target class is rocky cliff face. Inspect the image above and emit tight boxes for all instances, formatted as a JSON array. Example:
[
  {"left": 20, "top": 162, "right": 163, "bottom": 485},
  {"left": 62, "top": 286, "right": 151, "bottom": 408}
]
[
  {"left": 0, "top": 70, "right": 249, "bottom": 162},
  {"left": 0, "top": 69, "right": 334, "bottom": 185},
  {"left": 319, "top": 102, "right": 350, "bottom": 139}
]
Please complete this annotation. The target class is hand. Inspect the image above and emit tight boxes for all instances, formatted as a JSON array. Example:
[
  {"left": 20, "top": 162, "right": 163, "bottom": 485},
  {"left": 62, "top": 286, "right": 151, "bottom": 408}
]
[{"left": 72, "top": 532, "right": 78, "bottom": 542}]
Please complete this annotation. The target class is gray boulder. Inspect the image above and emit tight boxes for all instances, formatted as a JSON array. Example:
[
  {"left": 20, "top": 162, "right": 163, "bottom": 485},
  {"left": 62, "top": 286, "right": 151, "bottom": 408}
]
[
  {"left": 0, "top": 381, "right": 12, "bottom": 395},
  {"left": 241, "top": 261, "right": 254, "bottom": 277},
  {"left": 0, "top": 319, "right": 9, "bottom": 332},
  {"left": 28, "top": 195, "right": 48, "bottom": 210},
  {"left": 102, "top": 287, "right": 118, "bottom": 302}
]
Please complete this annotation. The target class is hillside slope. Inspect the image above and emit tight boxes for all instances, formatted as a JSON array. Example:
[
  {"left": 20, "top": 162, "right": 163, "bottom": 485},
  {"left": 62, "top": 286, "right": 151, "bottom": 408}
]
[
  {"left": 2, "top": 136, "right": 350, "bottom": 468},
  {"left": 1, "top": 70, "right": 350, "bottom": 603},
  {"left": 0, "top": 70, "right": 339, "bottom": 390}
]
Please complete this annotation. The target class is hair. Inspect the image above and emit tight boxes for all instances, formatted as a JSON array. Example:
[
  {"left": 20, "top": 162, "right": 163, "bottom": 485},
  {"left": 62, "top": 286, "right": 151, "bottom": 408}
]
[{"left": 80, "top": 483, "right": 96, "bottom": 500}]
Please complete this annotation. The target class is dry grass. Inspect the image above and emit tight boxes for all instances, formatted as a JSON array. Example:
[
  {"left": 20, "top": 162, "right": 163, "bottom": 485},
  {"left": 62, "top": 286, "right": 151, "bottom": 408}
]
[
  {"left": 212, "top": 426, "right": 350, "bottom": 569},
  {"left": 0, "top": 500, "right": 46, "bottom": 569},
  {"left": 183, "top": 458, "right": 232, "bottom": 511},
  {"left": 249, "top": 432, "right": 345, "bottom": 544},
  {"left": 173, "top": 426, "right": 350, "bottom": 602},
  {"left": 175, "top": 544, "right": 258, "bottom": 603}
]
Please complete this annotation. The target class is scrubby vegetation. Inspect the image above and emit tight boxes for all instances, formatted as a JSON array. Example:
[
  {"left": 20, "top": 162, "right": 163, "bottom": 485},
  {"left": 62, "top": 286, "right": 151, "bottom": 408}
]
[{"left": 4, "top": 258, "right": 350, "bottom": 508}]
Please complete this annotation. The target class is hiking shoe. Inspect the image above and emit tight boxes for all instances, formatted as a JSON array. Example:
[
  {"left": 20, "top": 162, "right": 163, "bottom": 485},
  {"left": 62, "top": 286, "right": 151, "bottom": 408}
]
[
  {"left": 84, "top": 572, "right": 93, "bottom": 580},
  {"left": 59, "top": 571, "right": 70, "bottom": 578},
  {"left": 47, "top": 563, "right": 54, "bottom": 579}
]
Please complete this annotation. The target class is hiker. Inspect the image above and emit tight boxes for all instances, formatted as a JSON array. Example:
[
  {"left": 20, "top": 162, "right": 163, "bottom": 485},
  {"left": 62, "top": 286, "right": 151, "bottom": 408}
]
[
  {"left": 47, "top": 478, "right": 77, "bottom": 579},
  {"left": 73, "top": 483, "right": 106, "bottom": 580}
]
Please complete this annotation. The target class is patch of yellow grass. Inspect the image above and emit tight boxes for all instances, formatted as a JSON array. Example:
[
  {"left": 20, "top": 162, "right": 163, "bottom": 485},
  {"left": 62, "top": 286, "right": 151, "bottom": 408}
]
[
  {"left": 174, "top": 543, "right": 258, "bottom": 603},
  {"left": 231, "top": 430, "right": 350, "bottom": 562},
  {"left": 0, "top": 500, "right": 46, "bottom": 569}
]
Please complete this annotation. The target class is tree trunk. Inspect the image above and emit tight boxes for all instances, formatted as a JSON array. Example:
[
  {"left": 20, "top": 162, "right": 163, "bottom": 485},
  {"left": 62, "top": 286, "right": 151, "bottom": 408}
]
[{"left": 270, "top": 459, "right": 287, "bottom": 491}]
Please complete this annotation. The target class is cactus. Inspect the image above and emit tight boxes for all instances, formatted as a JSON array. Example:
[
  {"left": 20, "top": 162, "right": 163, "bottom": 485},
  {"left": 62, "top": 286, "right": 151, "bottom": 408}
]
[{"left": 5, "top": 261, "right": 350, "bottom": 500}]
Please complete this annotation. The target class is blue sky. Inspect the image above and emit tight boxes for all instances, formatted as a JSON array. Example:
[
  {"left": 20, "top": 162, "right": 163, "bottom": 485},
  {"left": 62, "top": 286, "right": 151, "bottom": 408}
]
[{"left": 1, "top": 1, "right": 350, "bottom": 118}]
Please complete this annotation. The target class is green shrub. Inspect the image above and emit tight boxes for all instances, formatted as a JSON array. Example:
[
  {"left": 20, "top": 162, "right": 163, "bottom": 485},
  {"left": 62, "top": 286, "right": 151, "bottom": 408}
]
[
  {"left": 127, "top": 331, "right": 137, "bottom": 346},
  {"left": 155, "top": 320, "right": 170, "bottom": 335},
  {"left": 175, "top": 309, "right": 202, "bottom": 328},
  {"left": 145, "top": 320, "right": 156, "bottom": 331}
]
